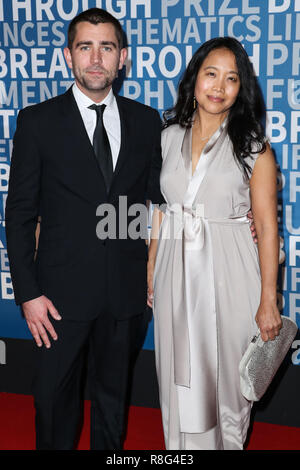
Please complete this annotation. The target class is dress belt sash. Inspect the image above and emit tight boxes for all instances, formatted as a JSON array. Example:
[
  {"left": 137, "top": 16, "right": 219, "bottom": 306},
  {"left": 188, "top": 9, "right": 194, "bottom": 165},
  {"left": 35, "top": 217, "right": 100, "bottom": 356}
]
[{"left": 165, "top": 204, "right": 249, "bottom": 388}]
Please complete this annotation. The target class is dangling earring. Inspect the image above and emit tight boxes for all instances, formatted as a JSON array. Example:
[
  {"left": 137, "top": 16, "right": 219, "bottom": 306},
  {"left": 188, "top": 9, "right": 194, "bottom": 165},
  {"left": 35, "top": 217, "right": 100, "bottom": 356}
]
[{"left": 193, "top": 96, "right": 197, "bottom": 109}]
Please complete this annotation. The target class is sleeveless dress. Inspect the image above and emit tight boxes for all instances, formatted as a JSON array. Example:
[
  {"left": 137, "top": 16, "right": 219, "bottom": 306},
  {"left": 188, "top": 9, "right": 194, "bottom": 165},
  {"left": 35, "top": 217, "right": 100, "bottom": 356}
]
[{"left": 153, "top": 120, "right": 261, "bottom": 450}]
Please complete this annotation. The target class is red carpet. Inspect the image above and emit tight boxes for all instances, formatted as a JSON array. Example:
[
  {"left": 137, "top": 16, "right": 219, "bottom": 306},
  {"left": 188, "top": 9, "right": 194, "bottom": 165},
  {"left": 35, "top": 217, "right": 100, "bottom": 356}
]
[{"left": 0, "top": 393, "right": 299, "bottom": 450}]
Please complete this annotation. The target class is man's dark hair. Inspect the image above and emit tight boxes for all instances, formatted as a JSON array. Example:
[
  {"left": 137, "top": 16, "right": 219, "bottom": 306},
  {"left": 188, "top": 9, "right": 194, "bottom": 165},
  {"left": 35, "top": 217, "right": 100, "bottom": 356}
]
[{"left": 68, "top": 8, "right": 124, "bottom": 50}]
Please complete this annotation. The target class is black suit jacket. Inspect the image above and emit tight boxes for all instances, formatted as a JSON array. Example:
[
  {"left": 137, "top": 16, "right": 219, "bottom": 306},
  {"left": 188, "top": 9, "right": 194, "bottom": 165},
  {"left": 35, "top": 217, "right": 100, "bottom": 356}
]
[{"left": 5, "top": 87, "right": 164, "bottom": 321}]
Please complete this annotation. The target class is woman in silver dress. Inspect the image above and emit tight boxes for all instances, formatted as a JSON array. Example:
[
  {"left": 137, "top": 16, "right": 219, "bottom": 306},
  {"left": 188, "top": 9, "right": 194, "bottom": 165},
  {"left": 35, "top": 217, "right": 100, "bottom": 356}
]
[{"left": 147, "top": 37, "right": 282, "bottom": 450}]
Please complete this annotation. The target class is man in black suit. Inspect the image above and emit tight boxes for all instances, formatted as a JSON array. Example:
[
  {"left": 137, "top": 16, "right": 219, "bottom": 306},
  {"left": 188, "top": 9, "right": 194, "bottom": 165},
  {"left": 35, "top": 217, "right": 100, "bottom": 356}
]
[{"left": 5, "top": 8, "right": 163, "bottom": 450}]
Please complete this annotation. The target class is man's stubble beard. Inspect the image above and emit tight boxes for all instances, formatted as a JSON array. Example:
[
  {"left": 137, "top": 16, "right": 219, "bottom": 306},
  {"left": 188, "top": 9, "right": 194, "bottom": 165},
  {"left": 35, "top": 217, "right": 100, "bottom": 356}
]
[{"left": 75, "top": 67, "right": 118, "bottom": 94}]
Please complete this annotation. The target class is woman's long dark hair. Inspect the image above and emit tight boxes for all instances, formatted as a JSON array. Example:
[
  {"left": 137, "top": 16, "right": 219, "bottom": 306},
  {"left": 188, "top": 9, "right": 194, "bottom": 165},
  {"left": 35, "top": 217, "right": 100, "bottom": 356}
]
[{"left": 163, "top": 37, "right": 266, "bottom": 177}]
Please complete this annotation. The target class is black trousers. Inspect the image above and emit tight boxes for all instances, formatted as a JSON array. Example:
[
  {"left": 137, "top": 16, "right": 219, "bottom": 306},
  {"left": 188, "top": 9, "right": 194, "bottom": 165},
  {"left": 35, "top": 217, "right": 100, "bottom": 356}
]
[{"left": 31, "top": 308, "right": 149, "bottom": 450}]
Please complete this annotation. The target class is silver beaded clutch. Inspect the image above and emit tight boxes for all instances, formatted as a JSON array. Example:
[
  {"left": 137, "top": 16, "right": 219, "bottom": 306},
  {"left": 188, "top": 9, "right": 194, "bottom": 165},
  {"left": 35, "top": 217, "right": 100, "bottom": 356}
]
[{"left": 239, "top": 316, "right": 298, "bottom": 402}]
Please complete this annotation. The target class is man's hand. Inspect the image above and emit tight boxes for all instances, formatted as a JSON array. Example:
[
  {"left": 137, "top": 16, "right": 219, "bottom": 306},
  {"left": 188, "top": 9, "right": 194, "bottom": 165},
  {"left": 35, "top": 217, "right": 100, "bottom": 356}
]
[
  {"left": 22, "top": 295, "right": 61, "bottom": 348},
  {"left": 247, "top": 210, "right": 257, "bottom": 243}
]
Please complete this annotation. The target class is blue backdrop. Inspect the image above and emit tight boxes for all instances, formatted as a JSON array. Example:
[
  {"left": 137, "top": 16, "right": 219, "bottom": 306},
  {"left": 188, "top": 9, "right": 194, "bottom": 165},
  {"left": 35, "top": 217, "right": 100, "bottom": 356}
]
[{"left": 0, "top": 0, "right": 299, "bottom": 361}]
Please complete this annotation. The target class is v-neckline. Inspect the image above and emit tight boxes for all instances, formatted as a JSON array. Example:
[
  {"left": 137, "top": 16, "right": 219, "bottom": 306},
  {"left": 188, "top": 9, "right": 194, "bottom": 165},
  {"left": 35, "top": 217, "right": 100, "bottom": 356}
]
[{"left": 180, "top": 118, "right": 228, "bottom": 208}]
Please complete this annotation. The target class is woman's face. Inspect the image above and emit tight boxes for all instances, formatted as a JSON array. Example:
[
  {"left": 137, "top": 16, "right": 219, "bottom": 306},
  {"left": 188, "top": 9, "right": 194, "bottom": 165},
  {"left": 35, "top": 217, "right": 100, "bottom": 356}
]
[{"left": 194, "top": 47, "right": 241, "bottom": 118}]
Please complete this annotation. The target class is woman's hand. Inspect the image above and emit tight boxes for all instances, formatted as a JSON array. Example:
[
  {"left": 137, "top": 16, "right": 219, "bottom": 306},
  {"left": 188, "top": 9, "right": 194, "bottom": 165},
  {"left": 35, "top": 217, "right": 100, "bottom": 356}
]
[
  {"left": 147, "top": 259, "right": 155, "bottom": 308},
  {"left": 255, "top": 299, "right": 282, "bottom": 342},
  {"left": 247, "top": 210, "right": 258, "bottom": 243}
]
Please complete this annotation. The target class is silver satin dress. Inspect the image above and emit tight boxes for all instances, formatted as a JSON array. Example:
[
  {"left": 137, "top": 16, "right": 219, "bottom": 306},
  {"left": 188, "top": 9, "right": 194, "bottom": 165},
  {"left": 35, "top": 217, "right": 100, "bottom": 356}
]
[{"left": 153, "top": 120, "right": 261, "bottom": 450}]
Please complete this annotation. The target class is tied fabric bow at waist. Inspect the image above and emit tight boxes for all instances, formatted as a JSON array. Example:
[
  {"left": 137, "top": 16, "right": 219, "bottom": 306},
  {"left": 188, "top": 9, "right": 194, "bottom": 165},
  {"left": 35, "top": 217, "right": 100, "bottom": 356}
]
[
  {"left": 164, "top": 205, "right": 249, "bottom": 388},
  {"left": 164, "top": 204, "right": 205, "bottom": 250}
]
